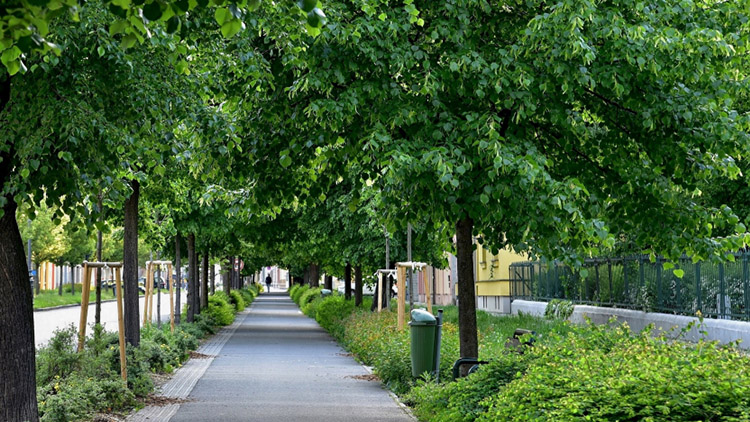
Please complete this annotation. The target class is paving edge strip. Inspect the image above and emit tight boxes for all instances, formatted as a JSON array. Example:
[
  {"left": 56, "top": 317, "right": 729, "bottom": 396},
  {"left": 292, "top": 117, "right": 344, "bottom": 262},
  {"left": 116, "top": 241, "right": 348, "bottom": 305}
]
[
  {"left": 361, "top": 365, "right": 417, "bottom": 421},
  {"left": 127, "top": 307, "right": 253, "bottom": 422}
]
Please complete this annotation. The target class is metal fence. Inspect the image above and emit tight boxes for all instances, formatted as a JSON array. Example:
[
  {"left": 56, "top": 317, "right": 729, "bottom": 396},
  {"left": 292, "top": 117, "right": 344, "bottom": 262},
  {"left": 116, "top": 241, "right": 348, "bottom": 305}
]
[{"left": 510, "top": 254, "right": 750, "bottom": 321}]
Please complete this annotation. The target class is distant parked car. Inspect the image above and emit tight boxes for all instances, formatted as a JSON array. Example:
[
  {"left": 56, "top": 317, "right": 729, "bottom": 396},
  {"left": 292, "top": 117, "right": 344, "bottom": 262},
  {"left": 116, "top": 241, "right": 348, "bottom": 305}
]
[{"left": 138, "top": 276, "right": 166, "bottom": 290}]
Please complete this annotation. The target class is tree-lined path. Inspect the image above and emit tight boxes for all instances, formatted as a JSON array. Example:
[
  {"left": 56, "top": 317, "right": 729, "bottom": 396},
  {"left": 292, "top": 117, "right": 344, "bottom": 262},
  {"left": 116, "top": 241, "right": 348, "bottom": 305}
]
[{"left": 130, "top": 292, "right": 414, "bottom": 422}]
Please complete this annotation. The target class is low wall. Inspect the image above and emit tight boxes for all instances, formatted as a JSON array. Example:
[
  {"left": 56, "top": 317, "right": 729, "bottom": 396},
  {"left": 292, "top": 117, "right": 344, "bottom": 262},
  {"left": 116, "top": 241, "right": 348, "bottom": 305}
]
[{"left": 510, "top": 299, "right": 750, "bottom": 349}]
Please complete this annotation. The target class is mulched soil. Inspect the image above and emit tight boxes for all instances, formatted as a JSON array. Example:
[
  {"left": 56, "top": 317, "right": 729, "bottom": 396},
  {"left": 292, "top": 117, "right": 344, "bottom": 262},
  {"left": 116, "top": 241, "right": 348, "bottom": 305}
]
[
  {"left": 189, "top": 351, "right": 214, "bottom": 359},
  {"left": 144, "top": 394, "right": 193, "bottom": 407},
  {"left": 346, "top": 374, "right": 380, "bottom": 382}
]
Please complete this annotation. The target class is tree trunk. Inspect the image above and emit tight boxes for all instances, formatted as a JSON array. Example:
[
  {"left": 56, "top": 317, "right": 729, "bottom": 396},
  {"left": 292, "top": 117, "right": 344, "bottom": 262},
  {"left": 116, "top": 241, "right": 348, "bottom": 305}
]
[
  {"left": 175, "top": 233, "right": 182, "bottom": 324},
  {"left": 95, "top": 215, "right": 103, "bottom": 324},
  {"left": 0, "top": 112, "right": 40, "bottom": 420},
  {"left": 344, "top": 262, "right": 352, "bottom": 300},
  {"left": 309, "top": 263, "right": 319, "bottom": 287},
  {"left": 456, "top": 216, "right": 478, "bottom": 372},
  {"left": 303, "top": 266, "right": 309, "bottom": 285},
  {"left": 324, "top": 274, "right": 332, "bottom": 290},
  {"left": 210, "top": 257, "right": 215, "bottom": 294},
  {"left": 195, "top": 253, "right": 202, "bottom": 314},
  {"left": 354, "top": 265, "right": 363, "bottom": 307},
  {"left": 223, "top": 256, "right": 231, "bottom": 295},
  {"left": 123, "top": 179, "right": 140, "bottom": 347},
  {"left": 187, "top": 233, "right": 196, "bottom": 323},
  {"left": 201, "top": 253, "right": 209, "bottom": 308},
  {"left": 58, "top": 264, "right": 63, "bottom": 295}
]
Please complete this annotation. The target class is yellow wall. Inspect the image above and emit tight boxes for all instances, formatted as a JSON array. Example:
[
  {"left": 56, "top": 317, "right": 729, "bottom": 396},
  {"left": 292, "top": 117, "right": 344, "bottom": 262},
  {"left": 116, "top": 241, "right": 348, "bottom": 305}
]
[{"left": 475, "top": 242, "right": 527, "bottom": 297}]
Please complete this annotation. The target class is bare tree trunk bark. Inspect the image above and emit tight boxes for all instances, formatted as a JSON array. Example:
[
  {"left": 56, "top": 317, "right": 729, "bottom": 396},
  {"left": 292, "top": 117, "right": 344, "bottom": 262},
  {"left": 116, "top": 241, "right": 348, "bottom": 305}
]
[
  {"left": 354, "top": 265, "right": 363, "bottom": 307},
  {"left": 223, "top": 256, "right": 231, "bottom": 295},
  {"left": 324, "top": 274, "right": 332, "bottom": 290},
  {"left": 210, "top": 256, "right": 215, "bottom": 295},
  {"left": 201, "top": 253, "right": 209, "bottom": 308},
  {"left": 187, "top": 233, "right": 196, "bottom": 323},
  {"left": 344, "top": 262, "right": 352, "bottom": 300},
  {"left": 175, "top": 233, "right": 182, "bottom": 324},
  {"left": 58, "top": 264, "right": 64, "bottom": 295},
  {"left": 123, "top": 179, "right": 140, "bottom": 347},
  {"left": 309, "top": 263, "right": 319, "bottom": 287},
  {"left": 0, "top": 79, "right": 39, "bottom": 420},
  {"left": 195, "top": 252, "right": 201, "bottom": 315},
  {"left": 456, "top": 217, "right": 478, "bottom": 374}
]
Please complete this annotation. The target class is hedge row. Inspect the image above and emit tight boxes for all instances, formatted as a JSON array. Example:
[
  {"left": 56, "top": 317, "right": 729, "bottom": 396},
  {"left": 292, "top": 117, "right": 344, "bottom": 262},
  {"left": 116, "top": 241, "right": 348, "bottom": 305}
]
[
  {"left": 291, "top": 291, "right": 750, "bottom": 421},
  {"left": 37, "top": 285, "right": 259, "bottom": 421}
]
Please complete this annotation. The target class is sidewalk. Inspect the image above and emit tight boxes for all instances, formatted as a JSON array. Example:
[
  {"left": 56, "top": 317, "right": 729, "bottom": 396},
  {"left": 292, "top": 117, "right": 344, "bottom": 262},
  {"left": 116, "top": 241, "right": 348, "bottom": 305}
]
[{"left": 130, "top": 292, "right": 415, "bottom": 422}]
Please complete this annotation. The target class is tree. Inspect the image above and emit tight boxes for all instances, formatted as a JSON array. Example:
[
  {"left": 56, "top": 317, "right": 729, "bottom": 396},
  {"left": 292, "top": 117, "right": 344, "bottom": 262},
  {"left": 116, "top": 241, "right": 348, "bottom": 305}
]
[{"left": 270, "top": 0, "right": 749, "bottom": 364}]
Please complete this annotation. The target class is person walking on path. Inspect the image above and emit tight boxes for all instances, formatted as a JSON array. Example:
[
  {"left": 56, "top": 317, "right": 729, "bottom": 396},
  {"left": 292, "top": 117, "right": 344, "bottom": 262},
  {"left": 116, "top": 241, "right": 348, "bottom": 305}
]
[{"left": 265, "top": 275, "right": 272, "bottom": 293}]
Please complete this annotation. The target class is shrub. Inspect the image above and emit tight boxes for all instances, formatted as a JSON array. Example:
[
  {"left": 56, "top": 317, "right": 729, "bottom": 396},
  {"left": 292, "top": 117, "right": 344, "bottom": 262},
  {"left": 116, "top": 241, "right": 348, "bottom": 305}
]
[
  {"left": 298, "top": 287, "right": 321, "bottom": 310},
  {"left": 291, "top": 285, "right": 309, "bottom": 304},
  {"left": 229, "top": 290, "right": 246, "bottom": 311},
  {"left": 302, "top": 294, "right": 324, "bottom": 317},
  {"left": 289, "top": 284, "right": 300, "bottom": 299},
  {"left": 238, "top": 288, "right": 255, "bottom": 305},
  {"left": 477, "top": 323, "right": 750, "bottom": 421},
  {"left": 314, "top": 295, "right": 355, "bottom": 340},
  {"left": 207, "top": 294, "right": 236, "bottom": 326}
]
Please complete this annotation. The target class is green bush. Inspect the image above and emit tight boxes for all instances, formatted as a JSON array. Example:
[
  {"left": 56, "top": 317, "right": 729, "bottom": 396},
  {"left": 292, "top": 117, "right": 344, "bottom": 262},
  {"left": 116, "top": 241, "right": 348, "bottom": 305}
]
[
  {"left": 291, "top": 285, "right": 309, "bottom": 304},
  {"left": 207, "top": 294, "right": 236, "bottom": 326},
  {"left": 314, "top": 295, "right": 355, "bottom": 340},
  {"left": 302, "top": 294, "right": 324, "bottom": 317},
  {"left": 289, "top": 284, "right": 300, "bottom": 299},
  {"left": 238, "top": 287, "right": 256, "bottom": 305},
  {"left": 229, "top": 290, "right": 246, "bottom": 311},
  {"left": 298, "top": 287, "right": 321, "bottom": 310},
  {"left": 476, "top": 323, "right": 750, "bottom": 421}
]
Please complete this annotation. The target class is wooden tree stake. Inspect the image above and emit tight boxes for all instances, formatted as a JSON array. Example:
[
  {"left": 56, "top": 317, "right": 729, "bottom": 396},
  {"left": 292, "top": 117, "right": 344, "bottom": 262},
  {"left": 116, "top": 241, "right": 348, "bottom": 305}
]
[
  {"left": 115, "top": 267, "right": 127, "bottom": 381},
  {"left": 77, "top": 264, "right": 91, "bottom": 352}
]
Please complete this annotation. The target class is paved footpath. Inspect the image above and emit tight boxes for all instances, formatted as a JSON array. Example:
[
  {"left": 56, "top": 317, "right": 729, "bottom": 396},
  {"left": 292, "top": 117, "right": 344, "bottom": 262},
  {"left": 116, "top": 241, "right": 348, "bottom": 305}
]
[{"left": 130, "top": 292, "right": 415, "bottom": 422}]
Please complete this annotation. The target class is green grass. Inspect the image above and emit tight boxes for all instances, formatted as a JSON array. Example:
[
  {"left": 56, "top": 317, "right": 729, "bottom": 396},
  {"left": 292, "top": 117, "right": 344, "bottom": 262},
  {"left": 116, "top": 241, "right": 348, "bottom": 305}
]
[{"left": 33, "top": 284, "right": 118, "bottom": 309}]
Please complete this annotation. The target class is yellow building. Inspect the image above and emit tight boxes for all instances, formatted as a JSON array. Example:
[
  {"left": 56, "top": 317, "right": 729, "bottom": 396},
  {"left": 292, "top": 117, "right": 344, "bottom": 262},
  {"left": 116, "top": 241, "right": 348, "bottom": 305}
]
[{"left": 474, "top": 242, "right": 527, "bottom": 314}]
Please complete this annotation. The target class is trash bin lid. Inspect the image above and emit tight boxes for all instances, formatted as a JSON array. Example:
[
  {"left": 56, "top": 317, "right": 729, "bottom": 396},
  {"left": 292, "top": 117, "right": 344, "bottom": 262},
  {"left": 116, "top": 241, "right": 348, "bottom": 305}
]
[{"left": 409, "top": 309, "right": 437, "bottom": 325}]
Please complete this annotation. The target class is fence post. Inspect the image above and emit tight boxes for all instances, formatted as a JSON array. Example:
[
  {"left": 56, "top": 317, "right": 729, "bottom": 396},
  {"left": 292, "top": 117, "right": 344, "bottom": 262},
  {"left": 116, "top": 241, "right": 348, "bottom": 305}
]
[
  {"left": 656, "top": 261, "right": 663, "bottom": 311},
  {"left": 595, "top": 264, "right": 600, "bottom": 304},
  {"left": 719, "top": 262, "right": 725, "bottom": 318},
  {"left": 675, "top": 261, "right": 681, "bottom": 312},
  {"left": 607, "top": 260, "right": 613, "bottom": 304},
  {"left": 744, "top": 253, "right": 749, "bottom": 320},
  {"left": 695, "top": 262, "right": 702, "bottom": 314},
  {"left": 623, "top": 258, "right": 629, "bottom": 303},
  {"left": 639, "top": 256, "right": 645, "bottom": 292}
]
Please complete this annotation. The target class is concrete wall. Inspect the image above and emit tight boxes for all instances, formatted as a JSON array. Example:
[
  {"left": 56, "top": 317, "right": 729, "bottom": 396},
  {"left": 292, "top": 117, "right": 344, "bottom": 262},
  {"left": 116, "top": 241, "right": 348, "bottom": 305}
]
[{"left": 511, "top": 299, "right": 750, "bottom": 349}]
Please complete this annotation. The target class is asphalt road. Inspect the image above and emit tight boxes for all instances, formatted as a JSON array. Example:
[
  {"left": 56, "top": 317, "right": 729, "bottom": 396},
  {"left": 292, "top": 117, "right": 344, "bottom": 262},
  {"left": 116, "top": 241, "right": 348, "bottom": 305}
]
[
  {"left": 167, "top": 292, "right": 414, "bottom": 422},
  {"left": 33, "top": 291, "right": 187, "bottom": 347}
]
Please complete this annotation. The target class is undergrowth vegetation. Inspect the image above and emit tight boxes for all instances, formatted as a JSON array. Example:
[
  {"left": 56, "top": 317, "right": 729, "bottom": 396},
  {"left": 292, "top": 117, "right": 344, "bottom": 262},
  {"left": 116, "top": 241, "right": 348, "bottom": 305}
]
[
  {"left": 36, "top": 286, "right": 258, "bottom": 421},
  {"left": 290, "top": 287, "right": 750, "bottom": 421}
]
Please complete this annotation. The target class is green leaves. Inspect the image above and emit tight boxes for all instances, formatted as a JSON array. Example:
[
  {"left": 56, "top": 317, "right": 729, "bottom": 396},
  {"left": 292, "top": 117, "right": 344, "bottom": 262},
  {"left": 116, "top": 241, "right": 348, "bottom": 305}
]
[
  {"left": 306, "top": 8, "right": 326, "bottom": 28},
  {"left": 215, "top": 6, "right": 245, "bottom": 38},
  {"left": 1, "top": 47, "right": 24, "bottom": 75},
  {"left": 142, "top": 1, "right": 163, "bottom": 21},
  {"left": 298, "top": 0, "right": 317, "bottom": 13}
]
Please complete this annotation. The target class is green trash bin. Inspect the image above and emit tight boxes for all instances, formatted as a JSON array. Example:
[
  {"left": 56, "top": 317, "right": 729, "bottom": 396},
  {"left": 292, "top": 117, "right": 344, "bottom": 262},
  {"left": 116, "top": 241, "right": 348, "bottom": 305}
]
[{"left": 409, "top": 309, "right": 437, "bottom": 377}]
